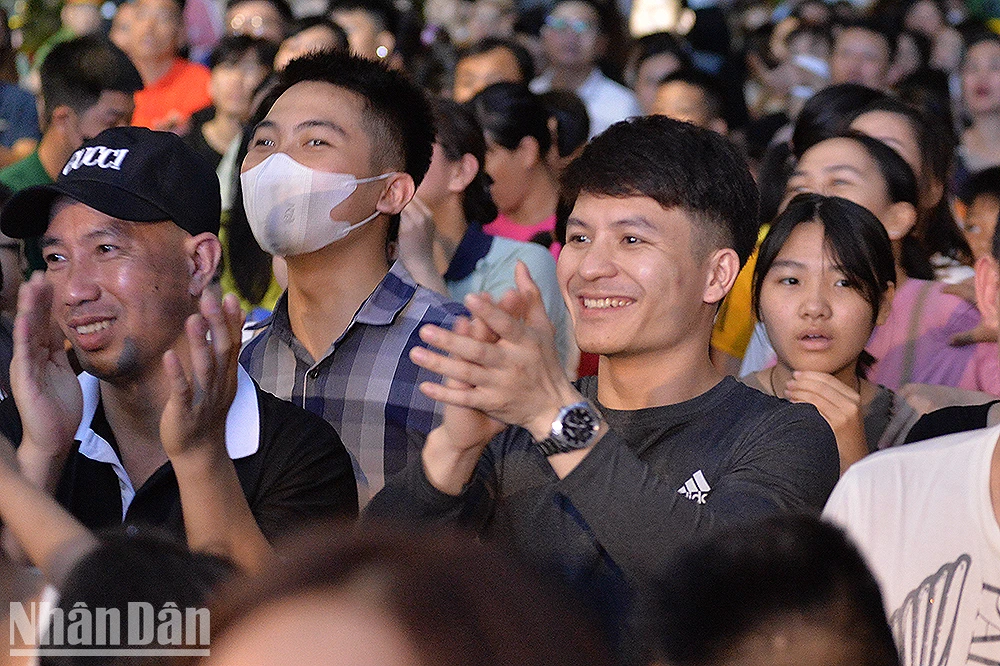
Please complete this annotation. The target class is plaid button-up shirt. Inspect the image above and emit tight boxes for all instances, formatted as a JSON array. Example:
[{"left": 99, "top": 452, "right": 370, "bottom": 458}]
[{"left": 240, "top": 262, "right": 467, "bottom": 506}]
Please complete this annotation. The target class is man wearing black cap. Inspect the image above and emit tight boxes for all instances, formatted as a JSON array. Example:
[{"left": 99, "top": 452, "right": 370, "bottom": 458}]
[{"left": 0, "top": 126, "right": 357, "bottom": 569}]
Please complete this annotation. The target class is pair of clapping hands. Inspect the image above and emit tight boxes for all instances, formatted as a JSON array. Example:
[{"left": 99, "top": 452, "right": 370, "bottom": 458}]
[
  {"left": 10, "top": 272, "right": 243, "bottom": 472},
  {"left": 409, "top": 262, "right": 583, "bottom": 491}
]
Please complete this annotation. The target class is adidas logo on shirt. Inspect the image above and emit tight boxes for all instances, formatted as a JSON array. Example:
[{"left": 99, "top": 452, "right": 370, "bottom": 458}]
[{"left": 678, "top": 470, "right": 711, "bottom": 504}]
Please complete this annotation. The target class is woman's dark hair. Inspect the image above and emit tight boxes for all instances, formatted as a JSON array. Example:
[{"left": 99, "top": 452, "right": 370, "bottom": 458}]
[
  {"left": 205, "top": 524, "right": 616, "bottom": 666},
  {"left": 429, "top": 97, "right": 498, "bottom": 226},
  {"left": 653, "top": 514, "right": 900, "bottom": 666},
  {"left": 538, "top": 90, "right": 590, "bottom": 158},
  {"left": 806, "top": 132, "right": 934, "bottom": 279},
  {"left": 209, "top": 34, "right": 279, "bottom": 70},
  {"left": 754, "top": 193, "right": 896, "bottom": 333},
  {"left": 42, "top": 528, "right": 234, "bottom": 666},
  {"left": 791, "top": 83, "right": 883, "bottom": 157},
  {"left": 467, "top": 82, "right": 552, "bottom": 156},
  {"left": 849, "top": 95, "right": 970, "bottom": 264}
]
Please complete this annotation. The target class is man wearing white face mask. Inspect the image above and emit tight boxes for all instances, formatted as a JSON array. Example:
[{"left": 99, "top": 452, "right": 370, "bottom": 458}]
[{"left": 239, "top": 51, "right": 467, "bottom": 506}]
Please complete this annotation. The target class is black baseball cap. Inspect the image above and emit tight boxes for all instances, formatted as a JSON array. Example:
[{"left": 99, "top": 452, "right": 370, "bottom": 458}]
[{"left": 1, "top": 126, "right": 221, "bottom": 239}]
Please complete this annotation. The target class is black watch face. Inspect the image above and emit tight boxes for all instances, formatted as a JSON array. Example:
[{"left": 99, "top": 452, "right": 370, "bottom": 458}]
[{"left": 563, "top": 406, "right": 598, "bottom": 444}]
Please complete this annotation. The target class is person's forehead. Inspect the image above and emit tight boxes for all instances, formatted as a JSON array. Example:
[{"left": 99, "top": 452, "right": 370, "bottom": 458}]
[
  {"left": 135, "top": 0, "right": 181, "bottom": 15},
  {"left": 836, "top": 29, "right": 887, "bottom": 53},
  {"left": 570, "top": 192, "right": 694, "bottom": 230},
  {"left": 46, "top": 198, "right": 144, "bottom": 239},
  {"left": 968, "top": 41, "right": 1000, "bottom": 61},
  {"left": 228, "top": 0, "right": 280, "bottom": 17},
  {"left": 332, "top": 8, "right": 378, "bottom": 32},
  {"left": 268, "top": 81, "right": 366, "bottom": 121},
  {"left": 292, "top": 25, "right": 337, "bottom": 44},
  {"left": 551, "top": 1, "right": 598, "bottom": 22},
  {"left": 800, "top": 139, "right": 873, "bottom": 171},
  {"left": 460, "top": 48, "right": 520, "bottom": 74}
]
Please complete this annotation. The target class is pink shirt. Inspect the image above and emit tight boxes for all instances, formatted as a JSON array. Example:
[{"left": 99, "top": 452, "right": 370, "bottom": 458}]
[
  {"left": 482, "top": 213, "right": 561, "bottom": 259},
  {"left": 866, "top": 279, "right": 1000, "bottom": 395}
]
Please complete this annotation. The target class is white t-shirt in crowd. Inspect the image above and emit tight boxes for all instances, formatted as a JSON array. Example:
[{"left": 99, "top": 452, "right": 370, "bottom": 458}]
[{"left": 823, "top": 424, "right": 1000, "bottom": 666}]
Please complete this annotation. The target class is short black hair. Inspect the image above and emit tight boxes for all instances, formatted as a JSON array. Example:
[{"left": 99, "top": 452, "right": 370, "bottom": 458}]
[
  {"left": 457, "top": 36, "right": 536, "bottom": 84},
  {"left": 39, "top": 36, "right": 142, "bottom": 125},
  {"left": 428, "top": 97, "right": 497, "bottom": 226},
  {"left": 538, "top": 90, "right": 589, "bottom": 158},
  {"left": 209, "top": 34, "right": 279, "bottom": 70},
  {"left": 652, "top": 514, "right": 900, "bottom": 666},
  {"left": 791, "top": 83, "right": 883, "bottom": 157},
  {"left": 45, "top": 527, "right": 233, "bottom": 666},
  {"left": 468, "top": 82, "right": 552, "bottom": 157},
  {"left": 560, "top": 115, "right": 760, "bottom": 265},
  {"left": 262, "top": 50, "right": 434, "bottom": 185},
  {"left": 971, "top": 166, "right": 1000, "bottom": 206},
  {"left": 288, "top": 14, "right": 349, "bottom": 51},
  {"left": 754, "top": 193, "right": 896, "bottom": 328},
  {"left": 627, "top": 31, "right": 691, "bottom": 77},
  {"left": 833, "top": 19, "right": 897, "bottom": 63},
  {"left": 658, "top": 68, "right": 725, "bottom": 121}
]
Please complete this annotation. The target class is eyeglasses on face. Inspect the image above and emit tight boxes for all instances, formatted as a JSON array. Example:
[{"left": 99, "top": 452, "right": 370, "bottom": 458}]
[{"left": 544, "top": 15, "right": 597, "bottom": 34}]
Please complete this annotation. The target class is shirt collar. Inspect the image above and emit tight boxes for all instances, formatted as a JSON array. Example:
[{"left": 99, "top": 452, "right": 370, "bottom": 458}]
[
  {"left": 254, "top": 261, "right": 418, "bottom": 338},
  {"left": 75, "top": 364, "right": 261, "bottom": 462},
  {"left": 443, "top": 225, "right": 494, "bottom": 282}
]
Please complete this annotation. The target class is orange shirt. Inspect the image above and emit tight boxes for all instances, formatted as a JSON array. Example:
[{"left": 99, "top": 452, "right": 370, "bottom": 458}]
[{"left": 132, "top": 58, "right": 212, "bottom": 132}]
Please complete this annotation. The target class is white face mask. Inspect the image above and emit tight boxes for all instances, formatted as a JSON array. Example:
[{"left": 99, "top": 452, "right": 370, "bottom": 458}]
[{"left": 241, "top": 152, "right": 394, "bottom": 256}]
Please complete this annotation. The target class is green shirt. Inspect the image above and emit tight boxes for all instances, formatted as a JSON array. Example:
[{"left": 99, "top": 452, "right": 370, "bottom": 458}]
[
  {"left": 0, "top": 150, "right": 54, "bottom": 272},
  {"left": 0, "top": 149, "right": 52, "bottom": 192}
]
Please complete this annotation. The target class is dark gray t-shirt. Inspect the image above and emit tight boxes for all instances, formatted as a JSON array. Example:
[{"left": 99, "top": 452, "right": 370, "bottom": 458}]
[{"left": 370, "top": 376, "right": 838, "bottom": 613}]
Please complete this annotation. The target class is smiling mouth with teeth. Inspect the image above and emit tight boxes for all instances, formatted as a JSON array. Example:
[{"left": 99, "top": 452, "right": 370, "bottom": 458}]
[
  {"left": 75, "top": 320, "right": 112, "bottom": 335},
  {"left": 582, "top": 297, "right": 633, "bottom": 309}
]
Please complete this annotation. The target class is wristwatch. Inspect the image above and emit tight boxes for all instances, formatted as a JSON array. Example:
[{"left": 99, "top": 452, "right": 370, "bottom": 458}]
[{"left": 536, "top": 400, "right": 604, "bottom": 456}]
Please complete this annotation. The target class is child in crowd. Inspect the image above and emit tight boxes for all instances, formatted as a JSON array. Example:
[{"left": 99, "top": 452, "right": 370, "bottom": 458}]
[{"left": 743, "top": 193, "right": 920, "bottom": 473}]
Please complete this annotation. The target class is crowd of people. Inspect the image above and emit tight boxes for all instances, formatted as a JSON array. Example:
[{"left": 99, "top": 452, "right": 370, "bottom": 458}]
[{"left": 2, "top": 0, "right": 1000, "bottom": 663}]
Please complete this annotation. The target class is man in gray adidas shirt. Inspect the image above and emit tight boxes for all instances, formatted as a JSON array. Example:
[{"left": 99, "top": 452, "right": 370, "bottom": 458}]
[{"left": 369, "top": 116, "right": 838, "bottom": 650}]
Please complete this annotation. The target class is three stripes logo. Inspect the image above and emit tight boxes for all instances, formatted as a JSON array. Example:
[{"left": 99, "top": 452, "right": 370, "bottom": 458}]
[{"left": 677, "top": 470, "right": 711, "bottom": 504}]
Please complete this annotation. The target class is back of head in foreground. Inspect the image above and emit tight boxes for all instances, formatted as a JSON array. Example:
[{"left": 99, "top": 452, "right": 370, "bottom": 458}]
[
  {"left": 652, "top": 514, "right": 899, "bottom": 666},
  {"left": 41, "top": 528, "right": 233, "bottom": 666},
  {"left": 198, "top": 524, "right": 616, "bottom": 666},
  {"left": 559, "top": 114, "right": 759, "bottom": 267}
]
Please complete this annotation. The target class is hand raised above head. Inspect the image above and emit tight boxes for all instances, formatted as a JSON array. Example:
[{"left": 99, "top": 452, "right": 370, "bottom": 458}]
[
  {"left": 159, "top": 291, "right": 243, "bottom": 463},
  {"left": 11, "top": 273, "right": 82, "bottom": 465}
]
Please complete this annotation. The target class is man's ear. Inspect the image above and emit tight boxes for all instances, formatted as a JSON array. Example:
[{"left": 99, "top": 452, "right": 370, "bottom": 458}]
[
  {"left": 186, "top": 232, "right": 223, "bottom": 296},
  {"left": 447, "top": 153, "right": 479, "bottom": 193},
  {"left": 48, "top": 105, "right": 76, "bottom": 134},
  {"left": 703, "top": 248, "right": 741, "bottom": 305},
  {"left": 975, "top": 254, "right": 1000, "bottom": 330},
  {"left": 376, "top": 172, "right": 416, "bottom": 215},
  {"left": 875, "top": 281, "right": 896, "bottom": 326},
  {"left": 883, "top": 201, "right": 918, "bottom": 241}
]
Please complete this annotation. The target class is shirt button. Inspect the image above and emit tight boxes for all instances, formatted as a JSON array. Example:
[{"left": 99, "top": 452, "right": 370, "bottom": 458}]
[{"left": 308, "top": 369, "right": 319, "bottom": 379}]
